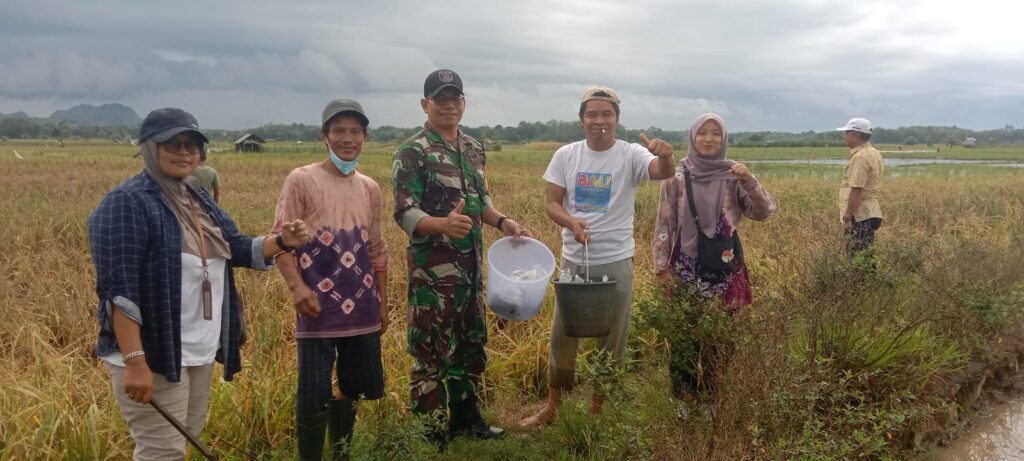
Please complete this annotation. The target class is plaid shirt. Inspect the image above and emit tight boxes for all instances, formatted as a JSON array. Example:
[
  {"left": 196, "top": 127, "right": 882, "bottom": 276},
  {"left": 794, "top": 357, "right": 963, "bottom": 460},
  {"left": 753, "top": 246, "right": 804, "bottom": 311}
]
[{"left": 88, "top": 171, "right": 272, "bottom": 383}]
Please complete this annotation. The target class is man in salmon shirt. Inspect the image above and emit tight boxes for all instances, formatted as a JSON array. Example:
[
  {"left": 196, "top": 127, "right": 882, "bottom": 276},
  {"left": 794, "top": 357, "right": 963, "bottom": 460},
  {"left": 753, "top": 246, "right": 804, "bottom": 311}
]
[{"left": 274, "top": 99, "right": 389, "bottom": 460}]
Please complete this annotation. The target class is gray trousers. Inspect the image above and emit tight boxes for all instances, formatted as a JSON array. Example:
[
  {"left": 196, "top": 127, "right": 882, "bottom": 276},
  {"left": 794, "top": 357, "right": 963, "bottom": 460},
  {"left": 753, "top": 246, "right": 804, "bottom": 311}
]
[
  {"left": 107, "top": 362, "right": 214, "bottom": 461},
  {"left": 547, "top": 257, "right": 635, "bottom": 390}
]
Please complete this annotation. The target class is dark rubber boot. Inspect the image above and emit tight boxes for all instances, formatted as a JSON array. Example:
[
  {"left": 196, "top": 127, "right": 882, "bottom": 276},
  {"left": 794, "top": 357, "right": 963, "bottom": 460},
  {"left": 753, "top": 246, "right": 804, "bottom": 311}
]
[
  {"left": 296, "top": 410, "right": 329, "bottom": 461},
  {"left": 448, "top": 395, "right": 505, "bottom": 440},
  {"left": 327, "top": 399, "right": 356, "bottom": 461},
  {"left": 415, "top": 409, "right": 449, "bottom": 452}
]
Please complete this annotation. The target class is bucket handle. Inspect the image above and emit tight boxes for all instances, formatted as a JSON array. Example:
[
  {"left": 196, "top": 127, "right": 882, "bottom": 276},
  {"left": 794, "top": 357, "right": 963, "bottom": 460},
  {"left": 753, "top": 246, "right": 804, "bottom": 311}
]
[{"left": 584, "top": 237, "right": 590, "bottom": 282}]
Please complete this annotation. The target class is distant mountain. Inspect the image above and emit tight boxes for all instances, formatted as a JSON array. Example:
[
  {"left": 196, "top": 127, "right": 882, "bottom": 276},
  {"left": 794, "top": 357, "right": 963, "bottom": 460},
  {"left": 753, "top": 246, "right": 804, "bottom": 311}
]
[
  {"left": 49, "top": 103, "right": 141, "bottom": 127},
  {"left": 0, "top": 111, "right": 30, "bottom": 119}
]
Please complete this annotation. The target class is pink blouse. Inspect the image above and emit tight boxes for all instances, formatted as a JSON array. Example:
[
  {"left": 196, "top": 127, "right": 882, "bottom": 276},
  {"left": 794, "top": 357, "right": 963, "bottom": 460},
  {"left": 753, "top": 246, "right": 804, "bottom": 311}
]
[{"left": 654, "top": 167, "right": 775, "bottom": 302}]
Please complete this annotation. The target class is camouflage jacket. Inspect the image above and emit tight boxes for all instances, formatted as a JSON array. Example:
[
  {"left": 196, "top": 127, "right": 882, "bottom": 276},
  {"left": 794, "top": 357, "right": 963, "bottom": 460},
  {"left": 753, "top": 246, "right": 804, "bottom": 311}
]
[{"left": 393, "top": 123, "right": 494, "bottom": 287}]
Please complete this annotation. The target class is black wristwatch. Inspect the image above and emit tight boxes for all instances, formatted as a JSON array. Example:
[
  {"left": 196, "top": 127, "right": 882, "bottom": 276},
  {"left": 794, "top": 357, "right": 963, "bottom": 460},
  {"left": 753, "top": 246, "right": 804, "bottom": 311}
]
[
  {"left": 275, "top": 233, "right": 294, "bottom": 252},
  {"left": 495, "top": 216, "right": 508, "bottom": 232}
]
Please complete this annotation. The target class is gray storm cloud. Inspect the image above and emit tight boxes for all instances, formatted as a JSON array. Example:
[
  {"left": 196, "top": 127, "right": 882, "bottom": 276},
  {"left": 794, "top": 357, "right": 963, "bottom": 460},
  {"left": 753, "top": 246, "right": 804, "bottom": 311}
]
[{"left": 1, "top": 0, "right": 1021, "bottom": 131}]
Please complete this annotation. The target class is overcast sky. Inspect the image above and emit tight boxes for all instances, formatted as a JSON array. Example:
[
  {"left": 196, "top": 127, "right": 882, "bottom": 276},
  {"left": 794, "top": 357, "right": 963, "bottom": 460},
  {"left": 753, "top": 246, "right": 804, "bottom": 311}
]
[{"left": 1, "top": 0, "right": 1022, "bottom": 132}]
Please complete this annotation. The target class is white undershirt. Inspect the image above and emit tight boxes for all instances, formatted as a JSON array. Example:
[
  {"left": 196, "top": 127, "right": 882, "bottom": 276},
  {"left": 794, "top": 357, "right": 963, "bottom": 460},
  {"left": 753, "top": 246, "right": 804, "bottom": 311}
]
[
  {"left": 101, "top": 253, "right": 227, "bottom": 367},
  {"left": 179, "top": 253, "right": 226, "bottom": 366}
]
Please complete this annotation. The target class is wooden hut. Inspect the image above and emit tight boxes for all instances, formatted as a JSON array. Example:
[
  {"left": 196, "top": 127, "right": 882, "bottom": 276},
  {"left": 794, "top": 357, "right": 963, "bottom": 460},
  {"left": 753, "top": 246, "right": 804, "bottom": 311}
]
[{"left": 234, "top": 133, "right": 266, "bottom": 152}]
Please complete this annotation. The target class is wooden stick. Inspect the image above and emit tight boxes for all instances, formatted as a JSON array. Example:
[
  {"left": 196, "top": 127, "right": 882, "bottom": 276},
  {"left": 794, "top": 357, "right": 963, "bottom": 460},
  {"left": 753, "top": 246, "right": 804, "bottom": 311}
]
[{"left": 149, "top": 400, "right": 218, "bottom": 460}]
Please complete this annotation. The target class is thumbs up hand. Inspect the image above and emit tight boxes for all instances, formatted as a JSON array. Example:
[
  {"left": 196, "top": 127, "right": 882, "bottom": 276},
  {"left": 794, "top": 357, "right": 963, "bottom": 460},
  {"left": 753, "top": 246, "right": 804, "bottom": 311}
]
[
  {"left": 442, "top": 198, "right": 474, "bottom": 239},
  {"left": 640, "top": 133, "right": 674, "bottom": 158}
]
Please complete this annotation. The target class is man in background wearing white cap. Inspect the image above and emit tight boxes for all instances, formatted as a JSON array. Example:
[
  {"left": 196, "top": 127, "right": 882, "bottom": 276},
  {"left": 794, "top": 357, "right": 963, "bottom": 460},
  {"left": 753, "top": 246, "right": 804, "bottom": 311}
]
[{"left": 836, "top": 117, "right": 884, "bottom": 255}]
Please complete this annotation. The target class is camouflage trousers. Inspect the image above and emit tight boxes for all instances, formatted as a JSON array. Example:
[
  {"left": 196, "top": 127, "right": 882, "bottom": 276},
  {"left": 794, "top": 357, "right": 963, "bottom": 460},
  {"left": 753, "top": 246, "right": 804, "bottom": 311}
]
[{"left": 406, "top": 282, "right": 487, "bottom": 414}]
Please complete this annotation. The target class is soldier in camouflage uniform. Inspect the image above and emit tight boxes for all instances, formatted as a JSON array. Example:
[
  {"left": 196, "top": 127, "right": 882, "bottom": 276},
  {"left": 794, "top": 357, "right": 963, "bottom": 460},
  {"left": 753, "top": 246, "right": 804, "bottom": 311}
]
[{"left": 393, "top": 69, "right": 530, "bottom": 443}]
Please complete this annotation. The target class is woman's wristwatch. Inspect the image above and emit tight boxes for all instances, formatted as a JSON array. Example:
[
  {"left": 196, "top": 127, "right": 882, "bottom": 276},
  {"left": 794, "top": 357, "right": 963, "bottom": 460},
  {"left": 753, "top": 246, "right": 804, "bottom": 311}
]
[{"left": 276, "top": 233, "right": 294, "bottom": 252}]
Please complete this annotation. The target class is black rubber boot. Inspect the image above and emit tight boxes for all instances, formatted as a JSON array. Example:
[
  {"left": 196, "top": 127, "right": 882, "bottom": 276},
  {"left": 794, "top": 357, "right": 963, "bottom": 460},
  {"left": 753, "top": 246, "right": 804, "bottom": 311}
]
[
  {"left": 425, "top": 427, "right": 449, "bottom": 452},
  {"left": 296, "top": 410, "right": 329, "bottom": 461},
  {"left": 448, "top": 395, "right": 505, "bottom": 440},
  {"left": 415, "top": 409, "right": 449, "bottom": 452},
  {"left": 327, "top": 399, "right": 356, "bottom": 461}
]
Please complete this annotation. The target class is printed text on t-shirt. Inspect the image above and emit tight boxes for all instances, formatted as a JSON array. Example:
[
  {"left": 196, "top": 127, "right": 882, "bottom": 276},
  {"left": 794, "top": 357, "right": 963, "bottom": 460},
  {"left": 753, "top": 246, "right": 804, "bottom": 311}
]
[{"left": 574, "top": 172, "right": 612, "bottom": 213}]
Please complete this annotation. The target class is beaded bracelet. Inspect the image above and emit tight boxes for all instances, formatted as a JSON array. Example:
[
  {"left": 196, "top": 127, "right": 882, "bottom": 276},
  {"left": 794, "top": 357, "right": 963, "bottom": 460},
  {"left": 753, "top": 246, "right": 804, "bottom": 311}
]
[{"left": 123, "top": 350, "right": 146, "bottom": 363}]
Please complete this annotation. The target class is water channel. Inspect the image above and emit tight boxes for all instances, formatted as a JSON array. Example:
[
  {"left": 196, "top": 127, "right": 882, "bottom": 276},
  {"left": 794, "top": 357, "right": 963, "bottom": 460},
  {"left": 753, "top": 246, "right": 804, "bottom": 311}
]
[
  {"left": 745, "top": 158, "right": 1024, "bottom": 168},
  {"left": 928, "top": 397, "right": 1024, "bottom": 460}
]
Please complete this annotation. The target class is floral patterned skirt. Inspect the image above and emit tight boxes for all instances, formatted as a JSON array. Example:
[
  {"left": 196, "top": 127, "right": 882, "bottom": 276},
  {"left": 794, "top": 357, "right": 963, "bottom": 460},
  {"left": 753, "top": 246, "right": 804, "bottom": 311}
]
[{"left": 668, "top": 240, "right": 752, "bottom": 309}]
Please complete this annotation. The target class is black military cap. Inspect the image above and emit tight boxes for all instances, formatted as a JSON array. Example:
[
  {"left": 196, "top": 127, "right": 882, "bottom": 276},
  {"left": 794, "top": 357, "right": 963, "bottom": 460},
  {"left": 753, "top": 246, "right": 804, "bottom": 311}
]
[{"left": 423, "top": 69, "right": 464, "bottom": 98}]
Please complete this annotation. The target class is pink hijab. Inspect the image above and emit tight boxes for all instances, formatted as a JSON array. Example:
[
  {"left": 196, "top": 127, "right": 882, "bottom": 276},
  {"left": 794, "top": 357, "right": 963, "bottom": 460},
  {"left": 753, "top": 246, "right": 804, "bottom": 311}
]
[{"left": 680, "top": 113, "right": 736, "bottom": 241}]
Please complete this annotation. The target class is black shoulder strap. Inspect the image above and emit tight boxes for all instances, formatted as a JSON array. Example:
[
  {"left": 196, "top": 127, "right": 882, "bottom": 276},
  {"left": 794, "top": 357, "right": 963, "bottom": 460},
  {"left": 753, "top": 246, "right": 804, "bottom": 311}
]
[{"left": 683, "top": 168, "right": 700, "bottom": 227}]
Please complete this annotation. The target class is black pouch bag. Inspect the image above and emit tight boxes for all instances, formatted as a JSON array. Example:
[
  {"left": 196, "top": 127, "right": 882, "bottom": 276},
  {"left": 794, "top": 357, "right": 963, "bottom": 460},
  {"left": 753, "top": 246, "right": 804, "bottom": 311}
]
[{"left": 683, "top": 169, "right": 743, "bottom": 282}]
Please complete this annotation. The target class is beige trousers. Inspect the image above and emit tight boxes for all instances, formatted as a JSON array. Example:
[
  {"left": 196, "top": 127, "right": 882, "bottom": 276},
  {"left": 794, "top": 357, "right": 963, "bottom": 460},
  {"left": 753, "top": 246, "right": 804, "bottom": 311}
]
[
  {"left": 547, "top": 257, "right": 635, "bottom": 390},
  {"left": 107, "top": 362, "right": 214, "bottom": 461}
]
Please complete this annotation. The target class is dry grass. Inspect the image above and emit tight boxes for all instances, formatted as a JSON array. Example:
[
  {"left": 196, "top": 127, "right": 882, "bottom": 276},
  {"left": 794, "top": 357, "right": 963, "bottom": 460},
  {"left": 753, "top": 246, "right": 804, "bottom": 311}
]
[{"left": 2, "top": 140, "right": 1024, "bottom": 459}]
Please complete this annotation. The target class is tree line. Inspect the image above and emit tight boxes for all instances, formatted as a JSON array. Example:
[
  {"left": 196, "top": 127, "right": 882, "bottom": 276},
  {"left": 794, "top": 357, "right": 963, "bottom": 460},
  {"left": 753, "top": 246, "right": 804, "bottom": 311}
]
[{"left": 3, "top": 116, "right": 1022, "bottom": 147}]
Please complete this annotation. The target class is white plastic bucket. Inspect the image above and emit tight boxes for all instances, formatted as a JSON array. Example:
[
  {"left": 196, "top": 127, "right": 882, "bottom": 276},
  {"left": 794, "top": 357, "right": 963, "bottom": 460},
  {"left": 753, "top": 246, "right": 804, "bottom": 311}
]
[{"left": 486, "top": 236, "right": 556, "bottom": 321}]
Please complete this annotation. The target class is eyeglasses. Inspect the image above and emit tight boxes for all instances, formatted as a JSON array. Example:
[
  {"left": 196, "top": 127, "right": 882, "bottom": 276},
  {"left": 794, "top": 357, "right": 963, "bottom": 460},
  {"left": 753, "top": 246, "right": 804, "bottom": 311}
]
[{"left": 159, "top": 140, "right": 202, "bottom": 155}]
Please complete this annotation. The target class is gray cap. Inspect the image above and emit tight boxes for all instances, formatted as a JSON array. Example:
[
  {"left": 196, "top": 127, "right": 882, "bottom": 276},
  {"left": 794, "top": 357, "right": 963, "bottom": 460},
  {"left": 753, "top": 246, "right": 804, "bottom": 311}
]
[{"left": 321, "top": 99, "right": 369, "bottom": 128}]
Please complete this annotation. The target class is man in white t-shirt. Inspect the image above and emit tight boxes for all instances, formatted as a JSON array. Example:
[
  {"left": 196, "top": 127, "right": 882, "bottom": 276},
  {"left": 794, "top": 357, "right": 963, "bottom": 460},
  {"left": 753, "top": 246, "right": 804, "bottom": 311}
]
[{"left": 521, "top": 86, "right": 676, "bottom": 426}]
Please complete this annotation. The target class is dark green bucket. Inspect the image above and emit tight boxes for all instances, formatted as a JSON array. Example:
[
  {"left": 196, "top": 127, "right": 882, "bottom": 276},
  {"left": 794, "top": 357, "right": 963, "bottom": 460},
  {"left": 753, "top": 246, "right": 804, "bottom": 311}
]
[{"left": 552, "top": 279, "right": 617, "bottom": 338}]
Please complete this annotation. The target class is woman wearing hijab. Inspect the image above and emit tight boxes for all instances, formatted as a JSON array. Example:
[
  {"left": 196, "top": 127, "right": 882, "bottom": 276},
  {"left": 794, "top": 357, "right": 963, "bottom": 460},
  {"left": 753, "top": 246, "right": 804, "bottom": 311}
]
[
  {"left": 652, "top": 113, "right": 776, "bottom": 401},
  {"left": 88, "top": 108, "right": 310, "bottom": 460}
]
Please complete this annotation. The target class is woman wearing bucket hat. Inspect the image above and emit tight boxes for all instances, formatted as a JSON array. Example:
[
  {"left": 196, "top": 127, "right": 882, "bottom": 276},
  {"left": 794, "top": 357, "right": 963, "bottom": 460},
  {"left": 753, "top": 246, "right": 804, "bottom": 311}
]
[
  {"left": 88, "top": 107, "right": 310, "bottom": 460},
  {"left": 652, "top": 113, "right": 776, "bottom": 406}
]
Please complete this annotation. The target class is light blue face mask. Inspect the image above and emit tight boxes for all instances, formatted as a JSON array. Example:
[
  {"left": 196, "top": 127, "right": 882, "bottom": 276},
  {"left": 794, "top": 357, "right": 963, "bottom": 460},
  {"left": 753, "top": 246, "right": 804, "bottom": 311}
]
[{"left": 328, "top": 146, "right": 359, "bottom": 175}]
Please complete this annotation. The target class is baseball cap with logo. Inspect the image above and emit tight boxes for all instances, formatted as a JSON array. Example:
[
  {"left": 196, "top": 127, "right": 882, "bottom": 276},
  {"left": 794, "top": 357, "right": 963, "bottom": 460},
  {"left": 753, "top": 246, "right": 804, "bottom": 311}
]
[
  {"left": 424, "top": 69, "right": 464, "bottom": 98},
  {"left": 581, "top": 86, "right": 621, "bottom": 105},
  {"left": 139, "top": 108, "right": 209, "bottom": 143},
  {"left": 836, "top": 117, "right": 872, "bottom": 134},
  {"left": 321, "top": 99, "right": 369, "bottom": 129}
]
